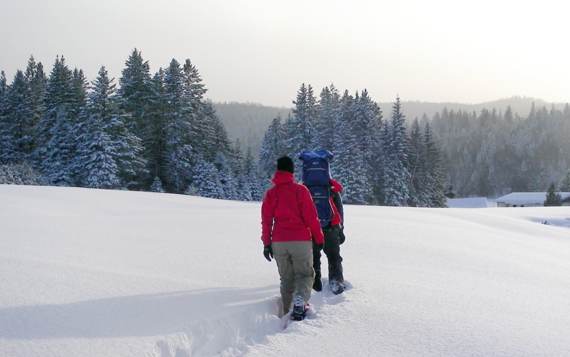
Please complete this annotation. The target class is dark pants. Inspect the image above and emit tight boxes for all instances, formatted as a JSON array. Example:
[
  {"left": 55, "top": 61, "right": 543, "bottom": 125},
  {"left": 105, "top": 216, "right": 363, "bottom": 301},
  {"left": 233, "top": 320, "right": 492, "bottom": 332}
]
[{"left": 313, "top": 225, "right": 344, "bottom": 282}]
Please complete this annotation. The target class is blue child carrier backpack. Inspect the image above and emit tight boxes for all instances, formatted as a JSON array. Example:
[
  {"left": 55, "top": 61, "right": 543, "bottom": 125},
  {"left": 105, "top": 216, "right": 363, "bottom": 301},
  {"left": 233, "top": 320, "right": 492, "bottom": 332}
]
[{"left": 299, "top": 150, "right": 334, "bottom": 228}]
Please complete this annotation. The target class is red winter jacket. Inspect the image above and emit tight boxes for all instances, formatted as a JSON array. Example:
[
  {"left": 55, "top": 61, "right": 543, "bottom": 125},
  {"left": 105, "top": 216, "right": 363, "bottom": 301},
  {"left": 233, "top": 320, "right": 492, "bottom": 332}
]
[{"left": 261, "top": 171, "right": 325, "bottom": 247}]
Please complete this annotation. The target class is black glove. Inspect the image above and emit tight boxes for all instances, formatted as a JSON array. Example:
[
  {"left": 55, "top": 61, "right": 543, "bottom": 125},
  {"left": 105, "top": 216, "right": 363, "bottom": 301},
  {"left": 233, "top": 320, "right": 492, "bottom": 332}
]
[
  {"left": 263, "top": 245, "right": 273, "bottom": 262},
  {"left": 339, "top": 226, "right": 346, "bottom": 245},
  {"left": 316, "top": 243, "right": 324, "bottom": 251}
]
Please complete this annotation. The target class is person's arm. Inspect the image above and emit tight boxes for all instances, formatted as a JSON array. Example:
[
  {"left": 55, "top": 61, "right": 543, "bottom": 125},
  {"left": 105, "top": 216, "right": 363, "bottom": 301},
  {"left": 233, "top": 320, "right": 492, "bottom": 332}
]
[
  {"left": 332, "top": 191, "right": 344, "bottom": 226},
  {"left": 298, "top": 186, "right": 324, "bottom": 245},
  {"left": 261, "top": 190, "right": 275, "bottom": 247}
]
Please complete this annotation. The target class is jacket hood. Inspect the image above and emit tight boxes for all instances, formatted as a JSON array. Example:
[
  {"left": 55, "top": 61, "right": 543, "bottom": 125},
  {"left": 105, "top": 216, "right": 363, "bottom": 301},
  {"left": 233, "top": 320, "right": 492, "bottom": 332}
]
[
  {"left": 272, "top": 170, "right": 295, "bottom": 185},
  {"left": 330, "top": 179, "right": 343, "bottom": 193}
]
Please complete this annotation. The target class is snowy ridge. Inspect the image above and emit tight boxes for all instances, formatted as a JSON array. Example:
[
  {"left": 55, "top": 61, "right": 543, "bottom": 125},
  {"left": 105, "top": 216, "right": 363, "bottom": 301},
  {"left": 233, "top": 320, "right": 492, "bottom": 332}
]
[{"left": 1, "top": 185, "right": 570, "bottom": 356}]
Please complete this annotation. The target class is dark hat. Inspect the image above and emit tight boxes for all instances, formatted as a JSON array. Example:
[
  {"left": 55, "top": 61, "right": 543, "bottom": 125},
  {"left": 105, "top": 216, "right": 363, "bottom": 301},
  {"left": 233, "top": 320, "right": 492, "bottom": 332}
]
[{"left": 277, "top": 156, "right": 294, "bottom": 173}]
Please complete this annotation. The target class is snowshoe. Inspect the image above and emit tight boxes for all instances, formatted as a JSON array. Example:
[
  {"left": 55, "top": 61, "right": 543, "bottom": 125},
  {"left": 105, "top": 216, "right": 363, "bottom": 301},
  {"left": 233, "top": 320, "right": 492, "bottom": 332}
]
[
  {"left": 291, "top": 295, "right": 308, "bottom": 321},
  {"left": 329, "top": 279, "right": 345, "bottom": 295}
]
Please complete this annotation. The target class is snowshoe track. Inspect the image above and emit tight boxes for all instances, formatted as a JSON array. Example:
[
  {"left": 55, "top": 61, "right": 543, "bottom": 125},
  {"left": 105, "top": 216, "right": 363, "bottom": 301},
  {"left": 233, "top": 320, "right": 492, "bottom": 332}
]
[{"left": 153, "top": 280, "right": 353, "bottom": 357}]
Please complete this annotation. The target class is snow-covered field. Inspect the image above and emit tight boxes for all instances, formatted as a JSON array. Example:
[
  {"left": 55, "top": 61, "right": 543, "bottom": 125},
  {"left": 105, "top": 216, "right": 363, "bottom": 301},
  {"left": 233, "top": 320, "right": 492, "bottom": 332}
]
[{"left": 1, "top": 185, "right": 570, "bottom": 357}]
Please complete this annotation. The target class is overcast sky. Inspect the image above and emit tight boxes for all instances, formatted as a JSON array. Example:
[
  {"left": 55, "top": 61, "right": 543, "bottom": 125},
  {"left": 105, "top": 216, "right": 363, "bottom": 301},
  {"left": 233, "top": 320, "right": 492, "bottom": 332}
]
[{"left": 1, "top": 0, "right": 569, "bottom": 107}]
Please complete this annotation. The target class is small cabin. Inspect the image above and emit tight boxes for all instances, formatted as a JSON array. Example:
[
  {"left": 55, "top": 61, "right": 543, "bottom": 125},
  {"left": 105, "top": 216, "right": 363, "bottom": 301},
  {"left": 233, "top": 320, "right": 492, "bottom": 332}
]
[{"left": 496, "top": 192, "right": 570, "bottom": 207}]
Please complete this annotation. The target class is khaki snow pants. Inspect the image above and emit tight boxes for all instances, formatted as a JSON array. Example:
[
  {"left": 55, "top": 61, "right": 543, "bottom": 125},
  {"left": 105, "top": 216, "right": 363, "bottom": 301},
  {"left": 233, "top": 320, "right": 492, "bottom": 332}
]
[{"left": 272, "top": 241, "right": 314, "bottom": 315}]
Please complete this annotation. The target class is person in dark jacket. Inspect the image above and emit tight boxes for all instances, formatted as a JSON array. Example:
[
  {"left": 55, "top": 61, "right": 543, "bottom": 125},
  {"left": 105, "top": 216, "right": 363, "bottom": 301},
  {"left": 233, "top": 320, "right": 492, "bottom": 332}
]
[
  {"left": 261, "top": 156, "right": 325, "bottom": 319},
  {"left": 312, "top": 178, "right": 346, "bottom": 294}
]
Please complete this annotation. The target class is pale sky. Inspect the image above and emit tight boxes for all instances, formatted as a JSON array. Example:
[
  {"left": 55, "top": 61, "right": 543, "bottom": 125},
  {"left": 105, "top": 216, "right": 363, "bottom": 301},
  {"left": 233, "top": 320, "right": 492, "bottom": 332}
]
[{"left": 1, "top": 0, "right": 569, "bottom": 107}]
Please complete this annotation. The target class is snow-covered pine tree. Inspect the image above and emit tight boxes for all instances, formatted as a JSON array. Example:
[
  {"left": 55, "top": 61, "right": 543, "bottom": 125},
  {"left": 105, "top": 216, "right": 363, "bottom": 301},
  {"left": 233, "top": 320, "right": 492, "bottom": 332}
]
[
  {"left": 333, "top": 91, "right": 370, "bottom": 204},
  {"left": 118, "top": 49, "right": 153, "bottom": 137},
  {"left": 244, "top": 146, "right": 263, "bottom": 201},
  {"left": 0, "top": 70, "right": 15, "bottom": 164},
  {"left": 376, "top": 119, "right": 391, "bottom": 204},
  {"left": 423, "top": 122, "right": 447, "bottom": 207},
  {"left": 382, "top": 97, "right": 411, "bottom": 206},
  {"left": 182, "top": 58, "right": 211, "bottom": 158},
  {"left": 23, "top": 56, "right": 47, "bottom": 158},
  {"left": 286, "top": 83, "right": 317, "bottom": 159},
  {"left": 85, "top": 66, "right": 147, "bottom": 188},
  {"left": 72, "top": 67, "right": 124, "bottom": 188},
  {"left": 203, "top": 102, "right": 232, "bottom": 160},
  {"left": 182, "top": 59, "right": 206, "bottom": 112},
  {"left": 34, "top": 56, "right": 77, "bottom": 185},
  {"left": 145, "top": 68, "right": 167, "bottom": 185},
  {"left": 79, "top": 126, "right": 121, "bottom": 189},
  {"left": 231, "top": 139, "right": 250, "bottom": 201},
  {"left": 70, "top": 69, "right": 88, "bottom": 119},
  {"left": 259, "top": 116, "right": 285, "bottom": 178},
  {"left": 215, "top": 152, "right": 239, "bottom": 200},
  {"left": 407, "top": 118, "right": 427, "bottom": 206},
  {"left": 314, "top": 85, "right": 340, "bottom": 151},
  {"left": 162, "top": 59, "right": 194, "bottom": 193},
  {"left": 353, "top": 89, "right": 383, "bottom": 203},
  {"left": 0, "top": 71, "right": 6, "bottom": 100},
  {"left": 191, "top": 155, "right": 223, "bottom": 199},
  {"left": 1, "top": 71, "right": 30, "bottom": 163}
]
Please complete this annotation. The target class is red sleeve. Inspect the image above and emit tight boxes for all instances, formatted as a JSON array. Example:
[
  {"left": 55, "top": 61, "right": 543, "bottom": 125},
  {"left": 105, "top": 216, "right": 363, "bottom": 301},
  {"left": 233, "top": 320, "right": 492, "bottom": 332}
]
[
  {"left": 298, "top": 186, "right": 324, "bottom": 245},
  {"left": 261, "top": 189, "right": 275, "bottom": 246}
]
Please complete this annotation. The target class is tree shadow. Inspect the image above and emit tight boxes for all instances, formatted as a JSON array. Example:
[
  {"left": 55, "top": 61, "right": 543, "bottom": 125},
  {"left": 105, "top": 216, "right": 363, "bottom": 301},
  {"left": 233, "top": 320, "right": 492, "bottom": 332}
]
[{"left": 0, "top": 285, "right": 279, "bottom": 340}]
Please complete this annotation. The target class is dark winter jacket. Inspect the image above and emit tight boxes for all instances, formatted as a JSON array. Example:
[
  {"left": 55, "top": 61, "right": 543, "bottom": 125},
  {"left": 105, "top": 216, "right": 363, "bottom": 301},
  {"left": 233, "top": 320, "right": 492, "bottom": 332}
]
[{"left": 261, "top": 171, "right": 325, "bottom": 247}]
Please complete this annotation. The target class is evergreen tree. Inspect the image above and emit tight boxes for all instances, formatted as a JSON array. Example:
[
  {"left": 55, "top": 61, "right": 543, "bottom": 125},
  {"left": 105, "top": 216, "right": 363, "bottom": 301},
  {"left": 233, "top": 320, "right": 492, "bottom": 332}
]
[
  {"left": 191, "top": 156, "right": 223, "bottom": 198},
  {"left": 215, "top": 152, "right": 238, "bottom": 200},
  {"left": 70, "top": 68, "right": 88, "bottom": 117},
  {"left": 74, "top": 66, "right": 147, "bottom": 188},
  {"left": 407, "top": 118, "right": 427, "bottom": 206},
  {"left": 286, "top": 83, "right": 317, "bottom": 157},
  {"left": 334, "top": 91, "right": 370, "bottom": 203},
  {"left": 182, "top": 58, "right": 206, "bottom": 111},
  {"left": 1, "top": 71, "right": 30, "bottom": 163},
  {"left": 314, "top": 86, "right": 333, "bottom": 150},
  {"left": 34, "top": 56, "right": 76, "bottom": 185},
  {"left": 259, "top": 116, "right": 285, "bottom": 178},
  {"left": 544, "top": 183, "right": 562, "bottom": 206},
  {"left": 244, "top": 146, "right": 263, "bottom": 200},
  {"left": 423, "top": 122, "right": 447, "bottom": 207},
  {"left": 162, "top": 59, "right": 194, "bottom": 193},
  {"left": 24, "top": 56, "right": 47, "bottom": 157},
  {"left": 0, "top": 70, "right": 15, "bottom": 164},
  {"left": 145, "top": 68, "right": 167, "bottom": 184},
  {"left": 0, "top": 71, "right": 6, "bottom": 98},
  {"left": 73, "top": 67, "right": 121, "bottom": 188},
  {"left": 118, "top": 49, "right": 153, "bottom": 137},
  {"left": 382, "top": 97, "right": 411, "bottom": 206},
  {"left": 205, "top": 102, "right": 232, "bottom": 159}
]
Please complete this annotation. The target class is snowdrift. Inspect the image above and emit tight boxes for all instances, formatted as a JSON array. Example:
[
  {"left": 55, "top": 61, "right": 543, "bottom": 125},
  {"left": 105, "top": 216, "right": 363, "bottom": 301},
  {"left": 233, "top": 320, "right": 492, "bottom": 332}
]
[{"left": 1, "top": 185, "right": 569, "bottom": 357}]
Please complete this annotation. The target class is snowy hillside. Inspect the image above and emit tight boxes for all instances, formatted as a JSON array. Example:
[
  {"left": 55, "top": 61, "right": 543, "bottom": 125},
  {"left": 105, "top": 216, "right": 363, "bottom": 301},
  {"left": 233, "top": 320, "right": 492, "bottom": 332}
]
[{"left": 1, "top": 185, "right": 570, "bottom": 357}]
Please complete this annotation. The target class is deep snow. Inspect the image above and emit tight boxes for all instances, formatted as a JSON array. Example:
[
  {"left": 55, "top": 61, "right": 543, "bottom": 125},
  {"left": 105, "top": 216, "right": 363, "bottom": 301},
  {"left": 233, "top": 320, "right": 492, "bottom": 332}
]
[{"left": 1, "top": 185, "right": 570, "bottom": 357}]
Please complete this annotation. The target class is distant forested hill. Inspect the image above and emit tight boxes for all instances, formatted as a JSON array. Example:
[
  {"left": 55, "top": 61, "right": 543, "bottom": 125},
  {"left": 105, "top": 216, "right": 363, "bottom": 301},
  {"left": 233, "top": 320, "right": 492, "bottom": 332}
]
[
  {"left": 214, "top": 97, "right": 566, "bottom": 156},
  {"left": 213, "top": 102, "right": 290, "bottom": 156}
]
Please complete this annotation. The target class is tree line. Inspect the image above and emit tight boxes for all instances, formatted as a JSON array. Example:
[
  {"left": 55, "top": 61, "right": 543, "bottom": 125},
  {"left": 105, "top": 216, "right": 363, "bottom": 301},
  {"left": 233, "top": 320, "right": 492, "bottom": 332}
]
[
  {"left": 259, "top": 84, "right": 447, "bottom": 207},
  {"left": 0, "top": 50, "right": 262, "bottom": 200},
  {"left": 430, "top": 105, "right": 570, "bottom": 197}
]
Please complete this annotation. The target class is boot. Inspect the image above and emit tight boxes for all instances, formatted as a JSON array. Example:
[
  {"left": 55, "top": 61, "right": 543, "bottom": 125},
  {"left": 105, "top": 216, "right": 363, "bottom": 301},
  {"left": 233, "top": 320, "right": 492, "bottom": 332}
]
[{"left": 291, "top": 295, "right": 308, "bottom": 321}]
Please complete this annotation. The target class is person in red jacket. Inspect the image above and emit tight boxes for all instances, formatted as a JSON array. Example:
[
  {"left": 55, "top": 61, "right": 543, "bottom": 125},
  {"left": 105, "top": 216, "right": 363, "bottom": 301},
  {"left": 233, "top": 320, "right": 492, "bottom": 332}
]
[{"left": 261, "top": 156, "right": 325, "bottom": 320}]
